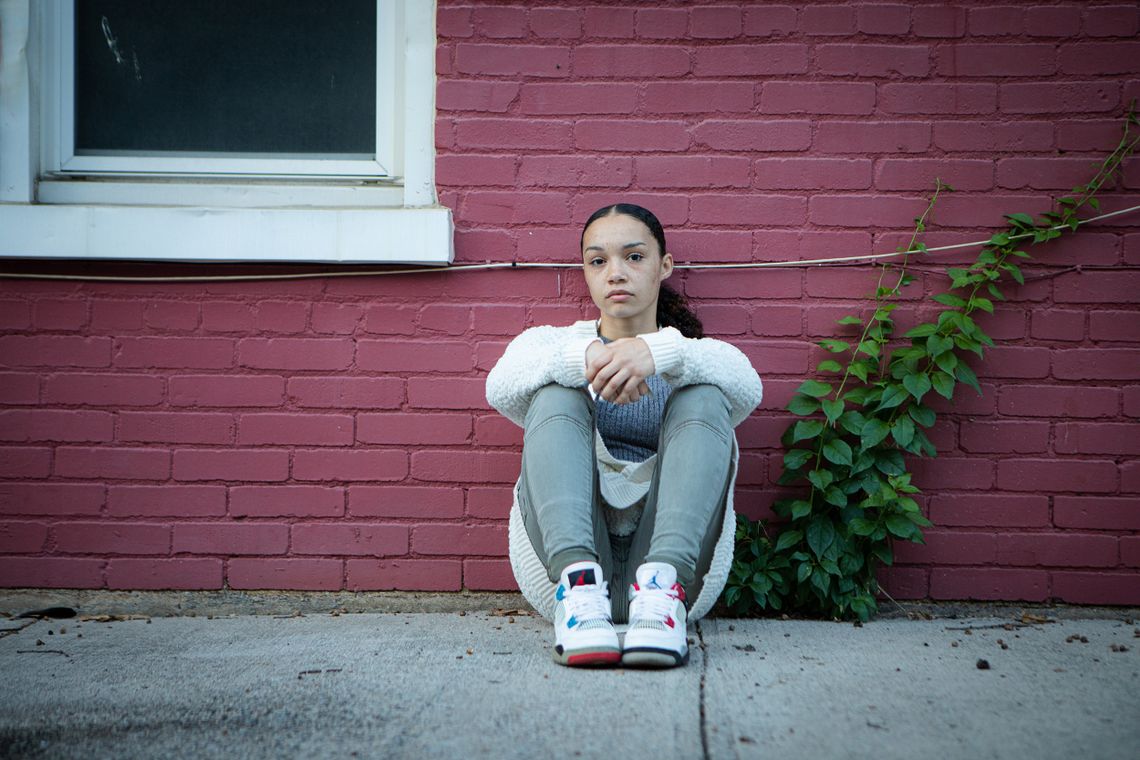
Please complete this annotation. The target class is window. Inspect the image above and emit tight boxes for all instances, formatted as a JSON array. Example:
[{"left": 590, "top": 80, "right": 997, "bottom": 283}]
[{"left": 0, "top": 0, "right": 452, "bottom": 264}]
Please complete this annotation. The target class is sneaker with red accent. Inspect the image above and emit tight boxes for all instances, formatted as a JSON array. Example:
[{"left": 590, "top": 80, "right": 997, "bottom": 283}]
[
  {"left": 551, "top": 560, "right": 621, "bottom": 667},
  {"left": 622, "top": 562, "right": 689, "bottom": 668}
]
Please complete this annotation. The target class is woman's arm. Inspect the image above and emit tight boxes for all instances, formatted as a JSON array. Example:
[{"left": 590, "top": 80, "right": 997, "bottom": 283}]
[
  {"left": 639, "top": 327, "right": 764, "bottom": 427},
  {"left": 484, "top": 325, "right": 598, "bottom": 427}
]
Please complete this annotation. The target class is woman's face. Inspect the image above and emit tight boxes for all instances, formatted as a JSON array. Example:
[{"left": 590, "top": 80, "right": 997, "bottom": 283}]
[{"left": 581, "top": 213, "right": 673, "bottom": 332}]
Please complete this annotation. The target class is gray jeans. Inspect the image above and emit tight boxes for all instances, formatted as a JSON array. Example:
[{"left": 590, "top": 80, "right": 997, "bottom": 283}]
[{"left": 517, "top": 383, "right": 734, "bottom": 623}]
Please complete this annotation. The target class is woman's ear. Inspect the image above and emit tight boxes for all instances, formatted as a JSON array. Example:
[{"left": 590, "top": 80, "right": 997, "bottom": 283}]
[{"left": 660, "top": 251, "right": 674, "bottom": 281}]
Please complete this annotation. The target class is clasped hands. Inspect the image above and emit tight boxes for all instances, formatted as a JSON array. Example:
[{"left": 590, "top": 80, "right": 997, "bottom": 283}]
[{"left": 585, "top": 337, "right": 656, "bottom": 404}]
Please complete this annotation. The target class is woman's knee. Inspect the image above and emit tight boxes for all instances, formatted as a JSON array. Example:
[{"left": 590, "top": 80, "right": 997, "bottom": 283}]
[
  {"left": 665, "top": 384, "right": 730, "bottom": 426},
  {"left": 525, "top": 384, "right": 591, "bottom": 428}
]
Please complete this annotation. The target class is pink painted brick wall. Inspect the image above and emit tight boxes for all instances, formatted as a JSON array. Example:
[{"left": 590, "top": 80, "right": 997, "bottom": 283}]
[{"left": 1, "top": 1, "right": 1137, "bottom": 606}]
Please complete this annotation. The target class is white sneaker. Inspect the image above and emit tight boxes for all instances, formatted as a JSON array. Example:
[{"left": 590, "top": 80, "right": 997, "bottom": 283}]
[
  {"left": 551, "top": 560, "right": 621, "bottom": 667},
  {"left": 622, "top": 562, "right": 689, "bottom": 668}
]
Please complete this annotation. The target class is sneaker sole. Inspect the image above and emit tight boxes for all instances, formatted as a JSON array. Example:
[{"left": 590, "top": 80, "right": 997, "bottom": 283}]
[
  {"left": 553, "top": 646, "right": 622, "bottom": 668},
  {"left": 621, "top": 647, "right": 689, "bottom": 668}
]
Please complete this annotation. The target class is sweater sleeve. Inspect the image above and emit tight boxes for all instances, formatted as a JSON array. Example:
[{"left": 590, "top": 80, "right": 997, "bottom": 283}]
[
  {"left": 485, "top": 326, "right": 597, "bottom": 427},
  {"left": 641, "top": 326, "right": 764, "bottom": 427}
]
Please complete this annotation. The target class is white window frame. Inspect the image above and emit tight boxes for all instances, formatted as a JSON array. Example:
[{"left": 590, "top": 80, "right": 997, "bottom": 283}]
[{"left": 0, "top": 0, "right": 452, "bottom": 264}]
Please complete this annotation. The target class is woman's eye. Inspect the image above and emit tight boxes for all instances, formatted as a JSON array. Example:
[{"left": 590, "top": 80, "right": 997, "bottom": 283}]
[
  {"left": 589, "top": 258, "right": 604, "bottom": 266},
  {"left": 628, "top": 253, "right": 644, "bottom": 262}
]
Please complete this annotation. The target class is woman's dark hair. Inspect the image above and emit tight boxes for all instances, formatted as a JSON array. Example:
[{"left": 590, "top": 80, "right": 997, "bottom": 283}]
[{"left": 580, "top": 203, "right": 704, "bottom": 339}]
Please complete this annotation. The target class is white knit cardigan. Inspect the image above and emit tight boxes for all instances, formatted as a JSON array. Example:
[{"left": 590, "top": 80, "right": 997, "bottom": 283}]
[{"left": 485, "top": 320, "right": 764, "bottom": 622}]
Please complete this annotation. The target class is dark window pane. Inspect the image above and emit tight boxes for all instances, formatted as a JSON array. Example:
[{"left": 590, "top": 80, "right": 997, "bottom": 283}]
[{"left": 74, "top": 0, "right": 377, "bottom": 157}]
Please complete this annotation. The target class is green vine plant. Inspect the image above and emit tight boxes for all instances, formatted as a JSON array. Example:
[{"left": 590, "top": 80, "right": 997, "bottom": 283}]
[{"left": 725, "top": 106, "right": 1139, "bottom": 621}]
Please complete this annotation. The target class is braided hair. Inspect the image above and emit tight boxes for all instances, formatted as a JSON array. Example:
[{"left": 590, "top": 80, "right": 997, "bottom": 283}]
[{"left": 580, "top": 204, "right": 704, "bottom": 339}]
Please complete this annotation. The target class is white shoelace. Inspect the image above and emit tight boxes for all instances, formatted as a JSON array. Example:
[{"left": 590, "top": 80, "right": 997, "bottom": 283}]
[
  {"left": 629, "top": 588, "right": 678, "bottom": 631},
  {"left": 563, "top": 583, "right": 613, "bottom": 630}
]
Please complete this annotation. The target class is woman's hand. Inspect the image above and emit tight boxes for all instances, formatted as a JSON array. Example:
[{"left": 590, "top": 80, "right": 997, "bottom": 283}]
[{"left": 585, "top": 338, "right": 656, "bottom": 404}]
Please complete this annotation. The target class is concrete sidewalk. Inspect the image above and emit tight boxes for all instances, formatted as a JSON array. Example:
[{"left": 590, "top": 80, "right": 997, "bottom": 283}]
[{"left": 1, "top": 605, "right": 1137, "bottom": 759}]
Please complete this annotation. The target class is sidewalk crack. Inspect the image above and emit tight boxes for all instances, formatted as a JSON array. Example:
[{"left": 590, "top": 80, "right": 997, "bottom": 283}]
[{"left": 696, "top": 619, "right": 710, "bottom": 760}]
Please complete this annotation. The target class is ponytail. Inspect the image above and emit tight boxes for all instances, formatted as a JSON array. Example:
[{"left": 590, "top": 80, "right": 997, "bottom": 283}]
[{"left": 657, "top": 282, "right": 703, "bottom": 339}]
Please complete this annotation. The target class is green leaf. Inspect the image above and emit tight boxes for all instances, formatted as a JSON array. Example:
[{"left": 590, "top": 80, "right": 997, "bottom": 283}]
[
  {"left": 806, "top": 519, "right": 836, "bottom": 559},
  {"left": 790, "top": 500, "right": 813, "bottom": 520},
  {"left": 819, "top": 339, "right": 851, "bottom": 353},
  {"left": 927, "top": 335, "right": 954, "bottom": 357},
  {"left": 822, "top": 439, "right": 853, "bottom": 466},
  {"left": 1004, "top": 262, "right": 1025, "bottom": 285},
  {"left": 970, "top": 296, "right": 994, "bottom": 314},
  {"left": 932, "top": 371, "right": 955, "bottom": 400},
  {"left": 871, "top": 544, "right": 893, "bottom": 565},
  {"left": 821, "top": 398, "right": 845, "bottom": 425},
  {"left": 956, "top": 362, "right": 982, "bottom": 395},
  {"left": 816, "top": 359, "right": 843, "bottom": 374},
  {"left": 1006, "top": 212, "right": 1034, "bottom": 227},
  {"left": 878, "top": 384, "right": 909, "bottom": 411},
  {"left": 836, "top": 315, "right": 863, "bottom": 326},
  {"left": 792, "top": 419, "right": 825, "bottom": 442},
  {"left": 822, "top": 485, "right": 847, "bottom": 507},
  {"left": 903, "top": 323, "right": 938, "bottom": 339},
  {"left": 875, "top": 449, "right": 906, "bottom": 476},
  {"left": 932, "top": 293, "right": 967, "bottom": 308},
  {"left": 796, "top": 561, "right": 812, "bottom": 584},
  {"left": 860, "top": 418, "right": 890, "bottom": 448},
  {"left": 891, "top": 416, "right": 916, "bottom": 448},
  {"left": 797, "top": 380, "right": 833, "bottom": 398},
  {"left": 988, "top": 232, "right": 1011, "bottom": 246},
  {"left": 934, "top": 351, "right": 958, "bottom": 374},
  {"left": 775, "top": 529, "right": 803, "bottom": 552},
  {"left": 807, "top": 469, "right": 834, "bottom": 491},
  {"left": 908, "top": 404, "right": 936, "bottom": 428},
  {"left": 946, "top": 267, "right": 970, "bottom": 288},
  {"left": 849, "top": 518, "right": 876, "bottom": 536},
  {"left": 857, "top": 340, "right": 881, "bottom": 358},
  {"left": 783, "top": 448, "right": 814, "bottom": 471},
  {"left": 787, "top": 393, "right": 821, "bottom": 415},
  {"left": 902, "top": 373, "right": 932, "bottom": 402},
  {"left": 885, "top": 514, "right": 915, "bottom": 539},
  {"left": 838, "top": 410, "right": 867, "bottom": 436}
]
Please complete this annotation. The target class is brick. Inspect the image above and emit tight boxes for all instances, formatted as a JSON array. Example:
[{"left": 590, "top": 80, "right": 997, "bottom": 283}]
[
  {"left": 817, "top": 45, "right": 930, "bottom": 76},
  {"left": 1125, "top": 386, "right": 1140, "bottom": 418},
  {"left": 473, "top": 306, "right": 526, "bottom": 336},
  {"left": 173, "top": 449, "right": 289, "bottom": 482},
  {"left": 32, "top": 299, "right": 88, "bottom": 330},
  {"left": 529, "top": 7, "right": 581, "bottom": 39},
  {"left": 934, "top": 121, "right": 1054, "bottom": 152},
  {"left": 518, "top": 156, "right": 633, "bottom": 188},
  {"left": 346, "top": 559, "right": 461, "bottom": 591},
  {"left": 348, "top": 485, "right": 464, "bottom": 519},
  {"left": 0, "top": 483, "right": 104, "bottom": 516},
  {"left": 436, "top": 5, "right": 471, "bottom": 38},
  {"left": 1084, "top": 5, "right": 1140, "bottom": 37},
  {"left": 0, "top": 410, "right": 113, "bottom": 443},
  {"left": 973, "top": 346, "right": 1050, "bottom": 379},
  {"left": 880, "top": 83, "right": 996, "bottom": 115},
  {"left": 119, "top": 412, "right": 234, "bottom": 445},
  {"left": 1030, "top": 310, "right": 1085, "bottom": 341},
  {"left": 411, "top": 451, "right": 519, "bottom": 484},
  {"left": 0, "top": 521, "right": 48, "bottom": 553},
  {"left": 815, "top": 122, "right": 930, "bottom": 154},
  {"left": 998, "top": 158, "right": 1123, "bottom": 191},
  {"left": 42, "top": 373, "right": 163, "bottom": 407},
  {"left": 760, "top": 82, "right": 875, "bottom": 115},
  {"left": 0, "top": 299, "right": 30, "bottom": 329},
  {"left": 464, "top": 559, "right": 517, "bottom": 591},
  {"left": 0, "top": 373, "right": 38, "bottom": 405},
  {"left": 998, "top": 459, "right": 1118, "bottom": 493},
  {"left": 685, "top": 270, "right": 802, "bottom": 300},
  {"left": 997, "top": 385, "right": 1117, "bottom": 418},
  {"left": 634, "top": 7, "right": 687, "bottom": 39},
  {"left": 360, "top": 304, "right": 417, "bottom": 335},
  {"left": 454, "top": 118, "right": 572, "bottom": 150},
  {"left": 584, "top": 6, "right": 634, "bottom": 38},
  {"left": 692, "top": 6, "right": 742, "bottom": 38},
  {"left": 466, "top": 487, "right": 512, "bottom": 519},
  {"left": 1122, "top": 537, "right": 1140, "bottom": 567},
  {"left": 436, "top": 155, "right": 516, "bottom": 188},
  {"left": 895, "top": 530, "right": 996, "bottom": 565},
  {"left": 1055, "top": 120, "right": 1126, "bottom": 151},
  {"left": 230, "top": 485, "right": 344, "bottom": 518},
  {"left": 54, "top": 446, "right": 170, "bottom": 480},
  {"left": 291, "top": 523, "right": 408, "bottom": 557},
  {"left": 968, "top": 6, "right": 1023, "bottom": 36},
  {"left": 292, "top": 449, "right": 407, "bottom": 482},
  {"left": 573, "top": 120, "right": 689, "bottom": 152},
  {"left": 104, "top": 558, "right": 221, "bottom": 590},
  {"left": 666, "top": 229, "right": 749, "bottom": 263},
  {"left": 0, "top": 447, "right": 51, "bottom": 478},
  {"left": 929, "top": 494, "right": 1049, "bottom": 528},
  {"left": 413, "top": 524, "right": 507, "bottom": 556},
  {"left": 738, "top": 342, "right": 810, "bottom": 375},
  {"left": 519, "top": 83, "right": 638, "bottom": 115},
  {"left": 929, "top": 568, "right": 1048, "bottom": 601},
  {"left": 910, "top": 457, "right": 995, "bottom": 491},
  {"left": 358, "top": 413, "right": 472, "bottom": 445},
  {"left": 455, "top": 44, "right": 569, "bottom": 77},
  {"left": 54, "top": 521, "right": 170, "bottom": 555},
  {"left": 875, "top": 567, "right": 928, "bottom": 600},
  {"left": 168, "top": 375, "right": 284, "bottom": 408},
  {"left": 876, "top": 158, "right": 992, "bottom": 192},
  {"left": 108, "top": 485, "right": 225, "bottom": 517},
  {"left": 1055, "top": 423, "right": 1140, "bottom": 455},
  {"left": 694, "top": 304, "right": 749, "bottom": 335},
  {"left": 472, "top": 6, "right": 527, "bottom": 38},
  {"left": 693, "top": 119, "right": 810, "bottom": 152},
  {"left": 1055, "top": 271, "right": 1140, "bottom": 304},
  {"left": 570, "top": 193, "right": 690, "bottom": 228},
  {"left": 636, "top": 156, "right": 750, "bottom": 189},
  {"left": 752, "top": 158, "right": 871, "bottom": 191},
  {"left": 575, "top": 44, "right": 689, "bottom": 77},
  {"left": 912, "top": 5, "right": 966, "bottom": 37},
  {"left": 644, "top": 82, "right": 753, "bottom": 114},
  {"left": 529, "top": 305, "right": 586, "bottom": 326},
  {"left": 462, "top": 191, "right": 572, "bottom": 225},
  {"left": 444, "top": 269, "right": 561, "bottom": 301},
  {"left": 473, "top": 414, "right": 522, "bottom": 447},
  {"left": 355, "top": 340, "right": 473, "bottom": 373},
  {"left": 693, "top": 44, "right": 808, "bottom": 76},
  {"left": 113, "top": 337, "right": 232, "bottom": 369},
  {"left": 959, "top": 421, "right": 1049, "bottom": 454},
  {"left": 801, "top": 5, "right": 855, "bottom": 35},
  {"left": 0, "top": 557, "right": 103, "bottom": 589},
  {"left": 237, "top": 413, "right": 352, "bottom": 446},
  {"left": 1000, "top": 82, "right": 1119, "bottom": 114},
  {"left": 809, "top": 194, "right": 932, "bottom": 228},
  {"left": 689, "top": 194, "right": 807, "bottom": 226},
  {"left": 754, "top": 230, "right": 872, "bottom": 264},
  {"left": 227, "top": 558, "right": 343, "bottom": 591},
  {"left": 936, "top": 44, "right": 1056, "bottom": 77},
  {"left": 237, "top": 338, "right": 352, "bottom": 371},
  {"left": 0, "top": 336, "right": 111, "bottom": 368},
  {"left": 1052, "top": 571, "right": 1140, "bottom": 605},
  {"left": 857, "top": 4, "right": 911, "bottom": 35},
  {"left": 173, "top": 522, "right": 289, "bottom": 555},
  {"left": 286, "top": 377, "right": 403, "bottom": 410},
  {"left": 1055, "top": 496, "right": 1138, "bottom": 530},
  {"left": 455, "top": 229, "right": 518, "bottom": 262},
  {"left": 1024, "top": 5, "right": 1082, "bottom": 37},
  {"left": 310, "top": 303, "right": 363, "bottom": 335},
  {"left": 201, "top": 301, "right": 307, "bottom": 334},
  {"left": 749, "top": 306, "right": 803, "bottom": 337},
  {"left": 1054, "top": 349, "right": 1139, "bottom": 380},
  {"left": 416, "top": 305, "right": 470, "bottom": 335},
  {"left": 996, "top": 533, "right": 1118, "bottom": 568}
]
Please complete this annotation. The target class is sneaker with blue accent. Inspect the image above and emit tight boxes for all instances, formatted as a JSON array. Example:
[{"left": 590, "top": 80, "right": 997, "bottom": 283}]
[
  {"left": 622, "top": 562, "right": 689, "bottom": 668},
  {"left": 551, "top": 560, "right": 620, "bottom": 667}
]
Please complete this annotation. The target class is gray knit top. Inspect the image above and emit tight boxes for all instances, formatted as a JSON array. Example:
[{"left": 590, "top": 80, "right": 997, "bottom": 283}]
[{"left": 595, "top": 335, "right": 673, "bottom": 463}]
